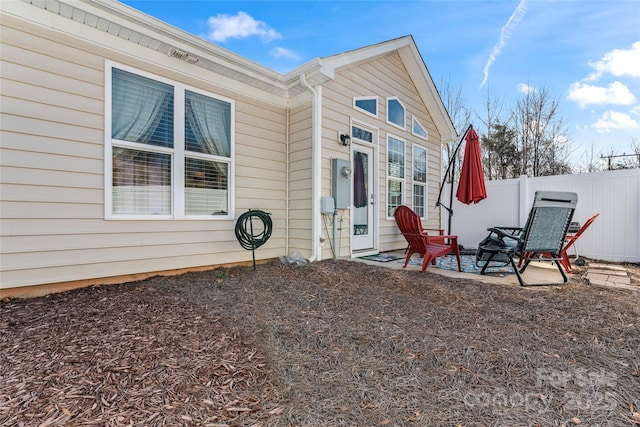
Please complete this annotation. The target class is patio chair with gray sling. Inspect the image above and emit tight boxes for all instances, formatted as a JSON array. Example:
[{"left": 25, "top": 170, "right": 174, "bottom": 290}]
[{"left": 475, "top": 191, "right": 578, "bottom": 286}]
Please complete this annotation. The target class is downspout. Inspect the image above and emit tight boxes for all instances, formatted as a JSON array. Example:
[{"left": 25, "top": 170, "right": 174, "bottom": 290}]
[
  {"left": 285, "top": 105, "right": 290, "bottom": 256},
  {"left": 300, "top": 73, "right": 322, "bottom": 262}
]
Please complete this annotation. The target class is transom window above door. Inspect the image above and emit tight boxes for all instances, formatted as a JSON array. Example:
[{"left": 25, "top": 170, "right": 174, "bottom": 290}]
[{"left": 352, "top": 125, "right": 374, "bottom": 143}]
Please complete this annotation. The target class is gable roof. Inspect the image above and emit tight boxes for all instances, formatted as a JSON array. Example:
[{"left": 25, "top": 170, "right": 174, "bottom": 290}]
[
  {"left": 4, "top": 0, "right": 456, "bottom": 141},
  {"left": 286, "top": 36, "right": 456, "bottom": 142}
]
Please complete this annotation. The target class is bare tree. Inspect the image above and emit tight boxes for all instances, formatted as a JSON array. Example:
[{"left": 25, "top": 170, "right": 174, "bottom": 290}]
[
  {"left": 575, "top": 142, "right": 605, "bottom": 173},
  {"left": 438, "top": 76, "right": 471, "bottom": 182},
  {"left": 476, "top": 86, "right": 506, "bottom": 180},
  {"left": 510, "top": 85, "right": 572, "bottom": 177},
  {"left": 439, "top": 79, "right": 577, "bottom": 180}
]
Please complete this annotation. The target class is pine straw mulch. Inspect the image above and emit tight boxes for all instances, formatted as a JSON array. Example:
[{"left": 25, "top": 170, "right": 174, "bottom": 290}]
[{"left": 1, "top": 259, "right": 639, "bottom": 427}]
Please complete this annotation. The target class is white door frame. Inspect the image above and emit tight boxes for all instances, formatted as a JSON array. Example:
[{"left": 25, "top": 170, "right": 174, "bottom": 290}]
[{"left": 350, "top": 121, "right": 378, "bottom": 255}]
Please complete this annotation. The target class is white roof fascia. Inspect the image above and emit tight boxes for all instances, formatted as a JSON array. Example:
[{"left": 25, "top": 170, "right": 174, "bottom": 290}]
[
  {"left": 85, "top": 0, "right": 283, "bottom": 84},
  {"left": 286, "top": 35, "right": 456, "bottom": 143},
  {"left": 285, "top": 36, "right": 412, "bottom": 90},
  {"left": 6, "top": 1, "right": 457, "bottom": 135},
  {"left": 283, "top": 59, "right": 327, "bottom": 90},
  {"left": 319, "top": 36, "right": 412, "bottom": 70},
  {"left": 7, "top": 0, "right": 287, "bottom": 103},
  {"left": 398, "top": 40, "right": 457, "bottom": 143},
  {"left": 2, "top": 6, "right": 278, "bottom": 108}
]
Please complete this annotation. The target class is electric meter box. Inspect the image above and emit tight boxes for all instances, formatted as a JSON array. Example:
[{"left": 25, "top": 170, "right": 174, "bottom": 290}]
[{"left": 331, "top": 158, "right": 351, "bottom": 209}]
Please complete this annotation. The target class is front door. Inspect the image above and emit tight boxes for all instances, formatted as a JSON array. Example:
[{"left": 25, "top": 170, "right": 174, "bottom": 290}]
[{"left": 351, "top": 143, "right": 375, "bottom": 251}]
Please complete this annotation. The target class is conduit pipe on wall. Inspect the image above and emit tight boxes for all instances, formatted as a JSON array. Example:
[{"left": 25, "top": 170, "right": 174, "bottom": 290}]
[{"left": 300, "top": 73, "right": 322, "bottom": 262}]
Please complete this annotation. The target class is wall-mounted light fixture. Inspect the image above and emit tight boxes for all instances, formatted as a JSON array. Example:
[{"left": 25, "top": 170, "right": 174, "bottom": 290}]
[{"left": 339, "top": 134, "right": 351, "bottom": 146}]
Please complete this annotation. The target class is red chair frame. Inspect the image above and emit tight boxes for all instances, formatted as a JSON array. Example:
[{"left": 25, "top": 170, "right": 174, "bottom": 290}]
[
  {"left": 560, "top": 213, "right": 599, "bottom": 272},
  {"left": 394, "top": 205, "right": 461, "bottom": 272},
  {"left": 520, "top": 213, "right": 599, "bottom": 273}
]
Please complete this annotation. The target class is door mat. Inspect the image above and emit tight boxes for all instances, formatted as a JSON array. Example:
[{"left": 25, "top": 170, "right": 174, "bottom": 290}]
[
  {"left": 360, "top": 254, "right": 404, "bottom": 263},
  {"left": 402, "top": 254, "right": 513, "bottom": 277}
]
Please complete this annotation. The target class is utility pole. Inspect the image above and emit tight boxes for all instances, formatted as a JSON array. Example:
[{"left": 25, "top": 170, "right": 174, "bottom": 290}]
[{"left": 600, "top": 153, "right": 640, "bottom": 170}]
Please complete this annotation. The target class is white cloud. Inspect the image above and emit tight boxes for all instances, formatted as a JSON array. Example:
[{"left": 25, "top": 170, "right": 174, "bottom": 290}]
[
  {"left": 270, "top": 47, "right": 300, "bottom": 60},
  {"left": 591, "top": 110, "right": 639, "bottom": 134},
  {"left": 480, "top": 0, "right": 528, "bottom": 88},
  {"left": 206, "top": 11, "right": 281, "bottom": 43},
  {"left": 586, "top": 41, "right": 640, "bottom": 81},
  {"left": 567, "top": 81, "right": 637, "bottom": 108},
  {"left": 517, "top": 83, "right": 536, "bottom": 94}
]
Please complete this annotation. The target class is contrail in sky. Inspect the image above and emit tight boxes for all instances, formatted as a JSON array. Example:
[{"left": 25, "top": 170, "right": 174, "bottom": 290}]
[{"left": 480, "top": 0, "right": 528, "bottom": 89}]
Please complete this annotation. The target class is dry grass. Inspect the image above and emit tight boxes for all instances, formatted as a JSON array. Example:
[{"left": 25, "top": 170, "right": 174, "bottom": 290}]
[{"left": 1, "top": 259, "right": 639, "bottom": 426}]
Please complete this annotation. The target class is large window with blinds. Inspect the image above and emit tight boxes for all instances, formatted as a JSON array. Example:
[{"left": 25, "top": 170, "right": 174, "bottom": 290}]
[
  {"left": 106, "top": 64, "right": 233, "bottom": 219},
  {"left": 387, "top": 135, "right": 405, "bottom": 218},
  {"left": 412, "top": 144, "right": 428, "bottom": 218}
]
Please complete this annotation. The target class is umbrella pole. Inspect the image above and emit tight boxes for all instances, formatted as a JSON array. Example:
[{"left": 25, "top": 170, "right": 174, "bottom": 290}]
[
  {"left": 447, "top": 155, "right": 455, "bottom": 235},
  {"left": 436, "top": 124, "right": 473, "bottom": 235}
]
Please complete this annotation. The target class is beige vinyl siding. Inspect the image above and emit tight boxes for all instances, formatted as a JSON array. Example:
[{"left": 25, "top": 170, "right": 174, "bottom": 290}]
[
  {"left": 286, "top": 101, "right": 313, "bottom": 258},
  {"left": 1, "top": 5, "right": 454, "bottom": 291},
  {"left": 321, "top": 124, "right": 351, "bottom": 259},
  {"left": 320, "top": 101, "right": 353, "bottom": 259},
  {"left": 322, "top": 51, "right": 443, "bottom": 254},
  {"left": 321, "top": 76, "right": 370, "bottom": 256},
  {"left": 0, "top": 15, "right": 287, "bottom": 289},
  {"left": 375, "top": 54, "right": 443, "bottom": 229},
  {"left": 234, "top": 95, "right": 287, "bottom": 217}
]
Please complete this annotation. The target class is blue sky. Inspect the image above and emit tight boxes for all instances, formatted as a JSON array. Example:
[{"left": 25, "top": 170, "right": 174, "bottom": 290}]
[{"left": 121, "top": 0, "right": 639, "bottom": 167}]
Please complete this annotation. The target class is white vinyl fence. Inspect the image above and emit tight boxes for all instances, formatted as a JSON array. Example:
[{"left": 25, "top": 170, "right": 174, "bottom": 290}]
[{"left": 440, "top": 168, "right": 640, "bottom": 263}]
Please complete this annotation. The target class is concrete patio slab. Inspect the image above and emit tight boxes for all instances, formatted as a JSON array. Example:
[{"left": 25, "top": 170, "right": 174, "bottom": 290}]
[
  {"left": 585, "top": 263, "right": 633, "bottom": 290},
  {"left": 352, "top": 251, "right": 573, "bottom": 287}
]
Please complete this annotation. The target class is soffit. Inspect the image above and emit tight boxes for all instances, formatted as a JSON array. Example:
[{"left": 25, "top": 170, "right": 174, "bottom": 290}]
[
  {"left": 19, "top": 0, "right": 304, "bottom": 98},
  {"left": 13, "top": 1, "right": 455, "bottom": 132}
]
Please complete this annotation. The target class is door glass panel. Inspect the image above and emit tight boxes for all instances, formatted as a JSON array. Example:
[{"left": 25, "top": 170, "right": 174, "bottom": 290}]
[{"left": 353, "top": 150, "right": 369, "bottom": 235}]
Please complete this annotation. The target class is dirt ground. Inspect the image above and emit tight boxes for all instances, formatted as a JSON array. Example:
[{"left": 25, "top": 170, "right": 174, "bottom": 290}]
[{"left": 1, "top": 259, "right": 639, "bottom": 427}]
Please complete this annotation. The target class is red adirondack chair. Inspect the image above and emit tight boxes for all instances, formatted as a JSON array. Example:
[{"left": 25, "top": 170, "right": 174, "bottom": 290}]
[{"left": 394, "top": 205, "right": 461, "bottom": 273}]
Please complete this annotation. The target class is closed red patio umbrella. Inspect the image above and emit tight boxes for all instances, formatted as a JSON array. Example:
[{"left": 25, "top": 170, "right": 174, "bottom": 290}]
[
  {"left": 456, "top": 127, "right": 486, "bottom": 205},
  {"left": 436, "top": 125, "right": 486, "bottom": 235}
]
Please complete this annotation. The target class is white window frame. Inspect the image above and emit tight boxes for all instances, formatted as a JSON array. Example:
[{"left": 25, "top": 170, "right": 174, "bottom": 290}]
[
  {"left": 412, "top": 115, "right": 428, "bottom": 140},
  {"left": 386, "top": 134, "right": 406, "bottom": 218},
  {"left": 353, "top": 96, "right": 378, "bottom": 118},
  {"left": 351, "top": 122, "right": 375, "bottom": 144},
  {"left": 412, "top": 143, "right": 428, "bottom": 219},
  {"left": 386, "top": 97, "right": 406, "bottom": 130},
  {"left": 104, "top": 61, "right": 235, "bottom": 220}
]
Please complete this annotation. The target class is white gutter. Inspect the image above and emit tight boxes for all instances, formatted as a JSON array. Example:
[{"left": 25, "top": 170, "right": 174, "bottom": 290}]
[{"left": 299, "top": 74, "right": 322, "bottom": 262}]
